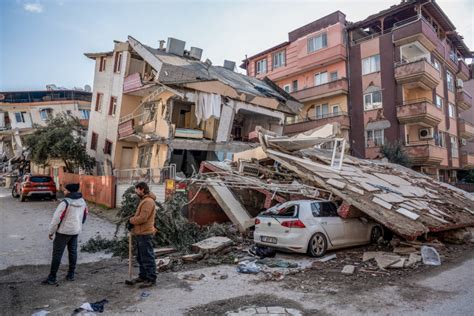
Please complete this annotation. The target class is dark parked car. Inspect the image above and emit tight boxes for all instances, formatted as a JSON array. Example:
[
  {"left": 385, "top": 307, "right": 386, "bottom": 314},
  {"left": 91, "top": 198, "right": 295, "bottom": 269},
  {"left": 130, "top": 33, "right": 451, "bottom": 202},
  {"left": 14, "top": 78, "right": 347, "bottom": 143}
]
[{"left": 12, "top": 175, "right": 57, "bottom": 202}]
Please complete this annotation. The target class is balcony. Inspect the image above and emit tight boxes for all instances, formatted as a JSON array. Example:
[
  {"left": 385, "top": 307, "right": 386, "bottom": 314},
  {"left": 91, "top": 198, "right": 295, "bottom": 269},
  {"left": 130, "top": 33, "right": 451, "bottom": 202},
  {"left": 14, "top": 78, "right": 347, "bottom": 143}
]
[
  {"left": 461, "top": 152, "right": 474, "bottom": 169},
  {"left": 456, "top": 89, "right": 473, "bottom": 111},
  {"left": 393, "top": 17, "right": 439, "bottom": 51},
  {"left": 457, "top": 60, "right": 470, "bottom": 81},
  {"left": 459, "top": 120, "right": 474, "bottom": 139},
  {"left": 396, "top": 98, "right": 444, "bottom": 127},
  {"left": 283, "top": 112, "right": 350, "bottom": 135},
  {"left": 404, "top": 142, "right": 446, "bottom": 165},
  {"left": 394, "top": 59, "right": 440, "bottom": 90},
  {"left": 123, "top": 73, "right": 158, "bottom": 96},
  {"left": 290, "top": 78, "right": 348, "bottom": 103}
]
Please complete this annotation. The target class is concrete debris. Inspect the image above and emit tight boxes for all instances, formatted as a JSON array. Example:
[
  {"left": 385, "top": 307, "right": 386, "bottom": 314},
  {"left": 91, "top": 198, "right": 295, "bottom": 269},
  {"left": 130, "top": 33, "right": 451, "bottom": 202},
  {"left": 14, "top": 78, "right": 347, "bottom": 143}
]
[
  {"left": 393, "top": 246, "right": 418, "bottom": 254},
  {"left": 317, "top": 254, "right": 337, "bottom": 262},
  {"left": 405, "top": 253, "right": 422, "bottom": 267},
  {"left": 191, "top": 236, "right": 233, "bottom": 254},
  {"left": 181, "top": 253, "right": 204, "bottom": 263},
  {"left": 154, "top": 247, "right": 177, "bottom": 257},
  {"left": 156, "top": 257, "right": 172, "bottom": 271},
  {"left": 375, "top": 254, "right": 403, "bottom": 269},
  {"left": 441, "top": 228, "right": 472, "bottom": 244},
  {"left": 341, "top": 265, "right": 355, "bottom": 274},
  {"left": 337, "top": 203, "right": 363, "bottom": 218},
  {"left": 182, "top": 273, "right": 205, "bottom": 281},
  {"left": 362, "top": 251, "right": 383, "bottom": 262}
]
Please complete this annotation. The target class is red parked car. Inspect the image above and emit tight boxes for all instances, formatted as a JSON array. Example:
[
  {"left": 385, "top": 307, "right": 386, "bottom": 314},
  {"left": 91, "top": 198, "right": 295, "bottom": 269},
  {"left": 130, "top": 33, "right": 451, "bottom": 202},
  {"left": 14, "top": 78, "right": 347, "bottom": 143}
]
[{"left": 12, "top": 174, "right": 57, "bottom": 202}]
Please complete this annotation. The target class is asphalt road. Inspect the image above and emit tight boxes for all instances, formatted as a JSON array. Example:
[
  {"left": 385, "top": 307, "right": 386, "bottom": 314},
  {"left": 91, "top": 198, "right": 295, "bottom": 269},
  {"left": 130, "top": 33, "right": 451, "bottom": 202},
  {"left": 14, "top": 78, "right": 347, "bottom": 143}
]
[{"left": 0, "top": 187, "right": 116, "bottom": 270}]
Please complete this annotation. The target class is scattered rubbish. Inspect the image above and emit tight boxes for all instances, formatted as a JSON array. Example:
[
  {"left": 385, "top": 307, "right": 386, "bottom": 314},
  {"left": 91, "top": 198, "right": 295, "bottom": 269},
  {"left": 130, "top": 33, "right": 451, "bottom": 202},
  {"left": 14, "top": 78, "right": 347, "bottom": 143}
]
[
  {"left": 256, "top": 258, "right": 298, "bottom": 268},
  {"left": 156, "top": 257, "right": 172, "bottom": 271},
  {"left": 32, "top": 311, "right": 49, "bottom": 316},
  {"left": 183, "top": 273, "right": 205, "bottom": 281},
  {"left": 393, "top": 246, "right": 418, "bottom": 254},
  {"left": 140, "top": 291, "right": 151, "bottom": 298},
  {"left": 182, "top": 253, "right": 204, "bottom": 263},
  {"left": 441, "top": 228, "right": 472, "bottom": 244},
  {"left": 421, "top": 246, "right": 441, "bottom": 266},
  {"left": 248, "top": 244, "right": 276, "bottom": 258},
  {"left": 192, "top": 236, "right": 233, "bottom": 254},
  {"left": 263, "top": 271, "right": 286, "bottom": 281},
  {"left": 317, "top": 254, "right": 337, "bottom": 262},
  {"left": 73, "top": 299, "right": 108, "bottom": 314},
  {"left": 219, "top": 274, "right": 229, "bottom": 280},
  {"left": 236, "top": 260, "right": 262, "bottom": 274},
  {"left": 405, "top": 253, "right": 422, "bottom": 267},
  {"left": 154, "top": 247, "right": 177, "bottom": 256},
  {"left": 33, "top": 305, "right": 50, "bottom": 310},
  {"left": 341, "top": 265, "right": 355, "bottom": 274},
  {"left": 374, "top": 254, "right": 403, "bottom": 269}
]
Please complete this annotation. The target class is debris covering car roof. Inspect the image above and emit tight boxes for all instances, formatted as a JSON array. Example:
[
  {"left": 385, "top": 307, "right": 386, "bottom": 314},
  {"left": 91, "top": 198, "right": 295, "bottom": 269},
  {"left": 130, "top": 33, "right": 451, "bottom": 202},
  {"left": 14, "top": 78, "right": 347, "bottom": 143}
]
[{"left": 257, "top": 130, "right": 474, "bottom": 240}]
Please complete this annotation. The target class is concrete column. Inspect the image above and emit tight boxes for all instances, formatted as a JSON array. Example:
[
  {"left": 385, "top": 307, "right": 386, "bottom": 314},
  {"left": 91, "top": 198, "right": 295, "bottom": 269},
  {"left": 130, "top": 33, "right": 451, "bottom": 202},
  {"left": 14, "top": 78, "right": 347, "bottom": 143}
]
[{"left": 216, "top": 102, "right": 235, "bottom": 143}]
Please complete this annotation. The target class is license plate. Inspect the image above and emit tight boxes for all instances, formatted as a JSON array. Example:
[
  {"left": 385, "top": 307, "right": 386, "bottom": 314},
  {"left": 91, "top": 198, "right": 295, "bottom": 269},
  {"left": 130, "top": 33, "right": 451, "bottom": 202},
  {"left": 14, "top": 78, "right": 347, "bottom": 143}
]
[
  {"left": 261, "top": 236, "right": 277, "bottom": 244},
  {"left": 37, "top": 187, "right": 48, "bottom": 189}
]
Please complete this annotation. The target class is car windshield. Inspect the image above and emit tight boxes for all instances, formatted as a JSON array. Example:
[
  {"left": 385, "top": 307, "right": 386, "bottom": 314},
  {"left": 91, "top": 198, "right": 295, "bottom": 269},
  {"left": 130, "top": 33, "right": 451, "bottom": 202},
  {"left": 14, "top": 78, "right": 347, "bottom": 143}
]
[
  {"left": 30, "top": 176, "right": 52, "bottom": 183},
  {"left": 260, "top": 203, "right": 298, "bottom": 217}
]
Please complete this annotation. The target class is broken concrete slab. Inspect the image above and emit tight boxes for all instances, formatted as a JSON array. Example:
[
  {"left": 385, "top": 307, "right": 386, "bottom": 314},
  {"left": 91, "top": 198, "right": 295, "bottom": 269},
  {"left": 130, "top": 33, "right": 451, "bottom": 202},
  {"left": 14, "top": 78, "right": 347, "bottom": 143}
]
[
  {"left": 372, "top": 197, "right": 392, "bottom": 210},
  {"left": 317, "top": 254, "right": 337, "bottom": 262},
  {"left": 395, "top": 207, "right": 419, "bottom": 220},
  {"left": 441, "top": 228, "right": 472, "bottom": 244},
  {"left": 393, "top": 246, "right": 418, "bottom": 254},
  {"left": 182, "top": 253, "right": 204, "bottom": 263},
  {"left": 156, "top": 257, "right": 172, "bottom": 271},
  {"left": 341, "top": 265, "right": 355, "bottom": 275},
  {"left": 154, "top": 247, "right": 177, "bottom": 257},
  {"left": 374, "top": 254, "right": 402, "bottom": 269},
  {"left": 374, "top": 193, "right": 405, "bottom": 203},
  {"left": 191, "top": 236, "right": 233, "bottom": 254},
  {"left": 405, "top": 253, "right": 422, "bottom": 267},
  {"left": 363, "top": 251, "right": 382, "bottom": 262},
  {"left": 327, "top": 179, "right": 346, "bottom": 190}
]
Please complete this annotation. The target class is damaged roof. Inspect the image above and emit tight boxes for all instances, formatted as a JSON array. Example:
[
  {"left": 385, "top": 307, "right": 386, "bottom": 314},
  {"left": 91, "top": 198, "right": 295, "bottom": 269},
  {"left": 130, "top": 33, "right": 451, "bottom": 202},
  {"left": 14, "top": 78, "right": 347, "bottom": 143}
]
[
  {"left": 127, "top": 36, "right": 301, "bottom": 114},
  {"left": 257, "top": 129, "right": 474, "bottom": 240}
]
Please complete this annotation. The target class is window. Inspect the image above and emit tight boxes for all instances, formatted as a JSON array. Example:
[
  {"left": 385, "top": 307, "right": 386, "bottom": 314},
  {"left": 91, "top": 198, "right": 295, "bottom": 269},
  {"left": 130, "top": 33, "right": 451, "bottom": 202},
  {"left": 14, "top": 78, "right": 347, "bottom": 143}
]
[
  {"left": 15, "top": 112, "right": 26, "bottom": 123},
  {"left": 283, "top": 85, "right": 290, "bottom": 93},
  {"left": 104, "top": 139, "right": 113, "bottom": 155},
  {"left": 81, "top": 109, "right": 90, "bottom": 119},
  {"left": 449, "top": 50, "right": 458, "bottom": 63},
  {"left": 138, "top": 145, "right": 153, "bottom": 168},
  {"left": 451, "top": 136, "right": 458, "bottom": 158},
  {"left": 363, "top": 90, "right": 382, "bottom": 110},
  {"left": 272, "top": 50, "right": 285, "bottom": 69},
  {"left": 315, "top": 104, "right": 329, "bottom": 118},
  {"left": 435, "top": 95, "right": 443, "bottom": 109},
  {"left": 99, "top": 56, "right": 106, "bottom": 72},
  {"left": 311, "top": 202, "right": 338, "bottom": 217},
  {"left": 261, "top": 203, "right": 298, "bottom": 218},
  {"left": 256, "top": 59, "right": 267, "bottom": 74},
  {"left": 292, "top": 80, "right": 298, "bottom": 92},
  {"left": 330, "top": 71, "right": 338, "bottom": 81},
  {"left": 433, "top": 58, "right": 440, "bottom": 71},
  {"left": 332, "top": 105, "right": 340, "bottom": 114},
  {"left": 314, "top": 72, "right": 328, "bottom": 86},
  {"left": 113, "top": 52, "right": 122, "bottom": 73},
  {"left": 308, "top": 33, "right": 328, "bottom": 53},
  {"left": 362, "top": 54, "right": 380, "bottom": 75},
  {"left": 95, "top": 93, "right": 103, "bottom": 112},
  {"left": 446, "top": 71, "right": 454, "bottom": 92},
  {"left": 434, "top": 131, "right": 445, "bottom": 147},
  {"left": 366, "top": 129, "right": 384, "bottom": 147},
  {"left": 448, "top": 103, "right": 455, "bottom": 118},
  {"left": 39, "top": 109, "right": 52, "bottom": 121},
  {"left": 108, "top": 96, "right": 117, "bottom": 116},
  {"left": 90, "top": 132, "right": 98, "bottom": 151}
]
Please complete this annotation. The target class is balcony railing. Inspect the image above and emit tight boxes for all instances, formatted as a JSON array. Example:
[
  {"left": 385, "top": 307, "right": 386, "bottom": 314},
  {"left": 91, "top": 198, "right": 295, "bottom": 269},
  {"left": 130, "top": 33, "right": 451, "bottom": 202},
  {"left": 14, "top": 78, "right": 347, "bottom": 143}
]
[
  {"left": 457, "top": 60, "right": 470, "bottom": 80},
  {"left": 396, "top": 98, "right": 444, "bottom": 127},
  {"left": 404, "top": 141, "right": 446, "bottom": 165},
  {"left": 456, "top": 89, "right": 473, "bottom": 111},
  {"left": 283, "top": 112, "right": 349, "bottom": 135},
  {"left": 459, "top": 119, "right": 474, "bottom": 139},
  {"left": 290, "top": 78, "right": 348, "bottom": 102},
  {"left": 114, "top": 164, "right": 176, "bottom": 184},
  {"left": 393, "top": 16, "right": 439, "bottom": 51},
  {"left": 394, "top": 58, "right": 440, "bottom": 90}
]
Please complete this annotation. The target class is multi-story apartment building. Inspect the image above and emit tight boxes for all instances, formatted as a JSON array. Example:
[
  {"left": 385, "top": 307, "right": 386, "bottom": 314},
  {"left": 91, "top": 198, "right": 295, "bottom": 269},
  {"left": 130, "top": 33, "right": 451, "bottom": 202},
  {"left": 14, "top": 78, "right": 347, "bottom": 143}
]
[
  {"left": 460, "top": 78, "right": 474, "bottom": 171},
  {"left": 242, "top": 0, "right": 473, "bottom": 182},
  {"left": 347, "top": 0, "right": 472, "bottom": 182},
  {"left": 84, "top": 37, "right": 300, "bottom": 177},
  {"left": 0, "top": 89, "right": 92, "bottom": 160},
  {"left": 241, "top": 11, "right": 350, "bottom": 142}
]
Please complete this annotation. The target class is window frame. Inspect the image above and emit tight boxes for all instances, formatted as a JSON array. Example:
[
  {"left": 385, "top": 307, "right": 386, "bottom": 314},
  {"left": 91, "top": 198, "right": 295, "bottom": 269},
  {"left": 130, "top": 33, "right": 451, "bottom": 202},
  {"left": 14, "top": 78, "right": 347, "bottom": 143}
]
[
  {"left": 366, "top": 129, "right": 385, "bottom": 147},
  {"left": 15, "top": 112, "right": 26, "bottom": 123},
  {"left": 90, "top": 132, "right": 98, "bottom": 151},
  {"left": 446, "top": 71, "right": 455, "bottom": 92},
  {"left": 39, "top": 109, "right": 51, "bottom": 121},
  {"left": 255, "top": 58, "right": 267, "bottom": 75},
  {"left": 448, "top": 103, "right": 455, "bottom": 118},
  {"left": 95, "top": 93, "right": 103, "bottom": 112},
  {"left": 108, "top": 96, "right": 118, "bottom": 116},
  {"left": 330, "top": 71, "right": 338, "bottom": 81},
  {"left": 113, "top": 52, "right": 122, "bottom": 73},
  {"left": 435, "top": 95, "right": 443, "bottom": 109},
  {"left": 103, "top": 139, "right": 113, "bottom": 155},
  {"left": 292, "top": 80, "right": 298, "bottom": 92},
  {"left": 362, "top": 54, "right": 381, "bottom": 75},
  {"left": 363, "top": 90, "right": 383, "bottom": 111},
  {"left": 451, "top": 136, "right": 458, "bottom": 158},
  {"left": 99, "top": 56, "right": 106, "bottom": 72},
  {"left": 307, "top": 33, "right": 328, "bottom": 53},
  {"left": 272, "top": 50, "right": 286, "bottom": 69},
  {"left": 314, "top": 71, "right": 328, "bottom": 86},
  {"left": 283, "top": 84, "right": 291, "bottom": 93},
  {"left": 81, "top": 109, "right": 90, "bottom": 119}
]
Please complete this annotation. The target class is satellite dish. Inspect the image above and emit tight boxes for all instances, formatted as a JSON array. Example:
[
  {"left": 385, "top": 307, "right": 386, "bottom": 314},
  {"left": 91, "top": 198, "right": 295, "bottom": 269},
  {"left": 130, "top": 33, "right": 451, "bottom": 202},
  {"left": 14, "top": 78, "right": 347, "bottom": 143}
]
[{"left": 84, "top": 85, "right": 92, "bottom": 92}]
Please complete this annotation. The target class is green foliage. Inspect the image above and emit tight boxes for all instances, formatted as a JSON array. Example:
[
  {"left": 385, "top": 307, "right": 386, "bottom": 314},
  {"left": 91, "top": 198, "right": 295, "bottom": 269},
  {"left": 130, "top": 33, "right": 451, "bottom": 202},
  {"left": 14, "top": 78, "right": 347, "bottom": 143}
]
[
  {"left": 24, "top": 114, "right": 95, "bottom": 173},
  {"left": 80, "top": 235, "right": 129, "bottom": 256},
  {"left": 380, "top": 141, "right": 412, "bottom": 167}
]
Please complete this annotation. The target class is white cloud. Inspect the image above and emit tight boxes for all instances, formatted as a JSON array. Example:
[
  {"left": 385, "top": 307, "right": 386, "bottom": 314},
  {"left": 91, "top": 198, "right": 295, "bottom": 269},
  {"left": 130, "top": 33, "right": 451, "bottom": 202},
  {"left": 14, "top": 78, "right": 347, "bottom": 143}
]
[{"left": 23, "top": 2, "right": 44, "bottom": 13}]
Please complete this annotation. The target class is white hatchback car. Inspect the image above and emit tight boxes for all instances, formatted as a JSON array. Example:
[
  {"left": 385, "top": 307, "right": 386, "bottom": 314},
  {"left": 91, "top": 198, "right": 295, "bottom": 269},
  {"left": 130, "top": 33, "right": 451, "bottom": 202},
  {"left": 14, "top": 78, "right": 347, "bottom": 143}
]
[{"left": 254, "top": 200, "right": 382, "bottom": 257}]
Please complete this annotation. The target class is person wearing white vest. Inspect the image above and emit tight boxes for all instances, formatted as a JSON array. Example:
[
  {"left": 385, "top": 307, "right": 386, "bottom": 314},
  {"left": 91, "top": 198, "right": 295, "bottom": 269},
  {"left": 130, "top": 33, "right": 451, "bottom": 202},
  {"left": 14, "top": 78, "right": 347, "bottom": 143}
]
[{"left": 42, "top": 183, "right": 88, "bottom": 285}]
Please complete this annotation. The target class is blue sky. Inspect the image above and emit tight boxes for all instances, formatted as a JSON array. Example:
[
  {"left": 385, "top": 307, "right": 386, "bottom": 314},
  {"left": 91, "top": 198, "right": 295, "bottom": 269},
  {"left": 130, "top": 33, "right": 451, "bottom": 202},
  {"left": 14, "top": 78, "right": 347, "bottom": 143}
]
[{"left": 0, "top": 0, "right": 472, "bottom": 91}]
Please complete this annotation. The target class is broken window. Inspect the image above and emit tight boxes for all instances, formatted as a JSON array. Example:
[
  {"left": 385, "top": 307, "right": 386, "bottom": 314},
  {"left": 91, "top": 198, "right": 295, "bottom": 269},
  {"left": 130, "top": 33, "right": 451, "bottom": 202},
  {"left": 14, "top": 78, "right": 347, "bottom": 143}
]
[
  {"left": 283, "top": 84, "right": 291, "bottom": 93},
  {"left": 261, "top": 204, "right": 298, "bottom": 217},
  {"left": 311, "top": 202, "right": 338, "bottom": 217},
  {"left": 363, "top": 90, "right": 382, "bottom": 111},
  {"left": 90, "top": 132, "right": 98, "bottom": 151},
  {"left": 308, "top": 33, "right": 327, "bottom": 53},
  {"left": 256, "top": 59, "right": 267, "bottom": 75},
  {"left": 366, "top": 129, "right": 384, "bottom": 147},
  {"left": 39, "top": 109, "right": 53, "bottom": 121},
  {"left": 137, "top": 145, "right": 152, "bottom": 168},
  {"left": 362, "top": 54, "right": 380, "bottom": 75}
]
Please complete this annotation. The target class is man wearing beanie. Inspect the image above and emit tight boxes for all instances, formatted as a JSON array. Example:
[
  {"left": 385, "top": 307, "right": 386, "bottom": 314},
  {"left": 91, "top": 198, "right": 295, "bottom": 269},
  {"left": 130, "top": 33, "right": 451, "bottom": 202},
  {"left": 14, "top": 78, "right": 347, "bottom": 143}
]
[{"left": 42, "top": 183, "right": 88, "bottom": 285}]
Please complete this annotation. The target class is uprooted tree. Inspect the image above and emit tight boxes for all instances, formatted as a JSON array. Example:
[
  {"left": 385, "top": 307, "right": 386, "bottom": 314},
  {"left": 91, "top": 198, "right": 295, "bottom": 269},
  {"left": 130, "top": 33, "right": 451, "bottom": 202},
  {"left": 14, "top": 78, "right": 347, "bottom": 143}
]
[
  {"left": 24, "top": 114, "right": 95, "bottom": 173},
  {"left": 380, "top": 141, "right": 412, "bottom": 167}
]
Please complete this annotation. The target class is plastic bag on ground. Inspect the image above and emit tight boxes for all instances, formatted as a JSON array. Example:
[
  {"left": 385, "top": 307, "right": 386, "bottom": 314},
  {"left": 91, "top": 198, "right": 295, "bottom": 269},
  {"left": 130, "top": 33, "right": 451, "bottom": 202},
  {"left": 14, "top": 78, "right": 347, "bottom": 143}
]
[
  {"left": 421, "top": 246, "right": 441, "bottom": 266},
  {"left": 236, "top": 260, "right": 261, "bottom": 274}
]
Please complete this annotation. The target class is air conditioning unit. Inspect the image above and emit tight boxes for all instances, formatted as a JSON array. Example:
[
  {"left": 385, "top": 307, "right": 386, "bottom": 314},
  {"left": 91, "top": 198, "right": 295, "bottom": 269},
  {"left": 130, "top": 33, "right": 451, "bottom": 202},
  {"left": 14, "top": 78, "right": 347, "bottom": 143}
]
[
  {"left": 419, "top": 128, "right": 433, "bottom": 139},
  {"left": 461, "top": 138, "right": 467, "bottom": 146},
  {"left": 457, "top": 79, "right": 464, "bottom": 88}
]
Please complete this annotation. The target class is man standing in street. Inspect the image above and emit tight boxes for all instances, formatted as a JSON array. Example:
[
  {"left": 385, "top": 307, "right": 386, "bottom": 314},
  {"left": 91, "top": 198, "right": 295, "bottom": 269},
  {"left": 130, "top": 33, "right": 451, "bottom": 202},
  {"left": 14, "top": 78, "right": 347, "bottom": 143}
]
[
  {"left": 125, "top": 182, "right": 157, "bottom": 288},
  {"left": 42, "top": 183, "right": 88, "bottom": 285}
]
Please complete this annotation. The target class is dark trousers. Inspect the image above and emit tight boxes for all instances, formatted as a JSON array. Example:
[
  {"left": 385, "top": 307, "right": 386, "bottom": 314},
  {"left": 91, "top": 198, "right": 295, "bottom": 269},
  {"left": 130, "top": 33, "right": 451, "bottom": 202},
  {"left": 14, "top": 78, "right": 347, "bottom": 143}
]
[
  {"left": 135, "top": 235, "right": 156, "bottom": 282},
  {"left": 49, "top": 233, "right": 78, "bottom": 279}
]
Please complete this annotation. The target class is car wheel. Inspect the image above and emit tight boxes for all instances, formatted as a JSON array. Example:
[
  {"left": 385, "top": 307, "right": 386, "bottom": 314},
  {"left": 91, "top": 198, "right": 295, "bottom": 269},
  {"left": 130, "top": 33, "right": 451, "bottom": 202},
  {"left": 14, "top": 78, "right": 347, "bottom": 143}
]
[
  {"left": 370, "top": 226, "right": 383, "bottom": 244},
  {"left": 11, "top": 187, "right": 19, "bottom": 198},
  {"left": 308, "top": 233, "right": 328, "bottom": 257},
  {"left": 20, "top": 195, "right": 26, "bottom": 202}
]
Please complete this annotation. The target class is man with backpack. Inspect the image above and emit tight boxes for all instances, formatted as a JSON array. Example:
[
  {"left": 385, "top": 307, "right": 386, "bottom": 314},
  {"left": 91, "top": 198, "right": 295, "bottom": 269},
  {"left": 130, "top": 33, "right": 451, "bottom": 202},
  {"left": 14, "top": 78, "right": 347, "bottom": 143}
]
[{"left": 42, "top": 183, "right": 88, "bottom": 285}]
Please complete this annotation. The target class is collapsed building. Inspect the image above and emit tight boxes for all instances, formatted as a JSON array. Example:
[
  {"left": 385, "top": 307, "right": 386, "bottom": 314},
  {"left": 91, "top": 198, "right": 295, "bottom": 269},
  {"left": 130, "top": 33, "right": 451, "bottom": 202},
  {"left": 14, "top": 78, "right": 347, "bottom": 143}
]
[
  {"left": 84, "top": 37, "right": 302, "bottom": 179},
  {"left": 187, "top": 125, "right": 474, "bottom": 240}
]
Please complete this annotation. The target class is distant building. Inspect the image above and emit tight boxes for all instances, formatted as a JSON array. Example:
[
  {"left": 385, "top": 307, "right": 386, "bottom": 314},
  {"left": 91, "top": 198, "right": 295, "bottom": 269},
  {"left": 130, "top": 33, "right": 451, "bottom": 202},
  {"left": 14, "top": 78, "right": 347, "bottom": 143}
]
[{"left": 0, "top": 89, "right": 92, "bottom": 160}]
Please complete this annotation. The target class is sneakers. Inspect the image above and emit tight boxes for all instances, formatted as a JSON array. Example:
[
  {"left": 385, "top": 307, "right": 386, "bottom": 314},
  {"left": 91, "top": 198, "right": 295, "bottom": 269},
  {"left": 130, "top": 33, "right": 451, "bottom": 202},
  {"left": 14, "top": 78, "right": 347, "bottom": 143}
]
[
  {"left": 125, "top": 277, "right": 146, "bottom": 286},
  {"left": 41, "top": 276, "right": 57, "bottom": 285},
  {"left": 66, "top": 272, "right": 75, "bottom": 281},
  {"left": 138, "top": 280, "right": 156, "bottom": 289}
]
